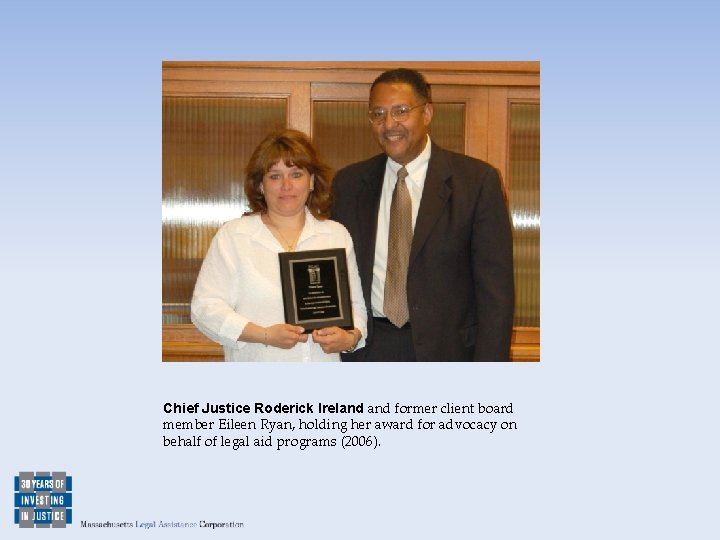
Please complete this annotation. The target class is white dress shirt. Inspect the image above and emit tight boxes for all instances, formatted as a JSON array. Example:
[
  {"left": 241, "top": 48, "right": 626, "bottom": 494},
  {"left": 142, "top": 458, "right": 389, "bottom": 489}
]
[
  {"left": 371, "top": 136, "right": 432, "bottom": 317},
  {"left": 191, "top": 210, "right": 367, "bottom": 362}
]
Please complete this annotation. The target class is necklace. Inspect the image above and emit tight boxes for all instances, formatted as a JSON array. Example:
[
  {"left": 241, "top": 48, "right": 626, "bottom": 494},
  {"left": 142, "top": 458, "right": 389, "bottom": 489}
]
[{"left": 263, "top": 214, "right": 304, "bottom": 252}]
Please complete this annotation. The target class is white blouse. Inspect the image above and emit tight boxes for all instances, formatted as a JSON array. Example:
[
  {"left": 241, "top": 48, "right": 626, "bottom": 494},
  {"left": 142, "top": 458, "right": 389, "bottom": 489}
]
[{"left": 190, "top": 210, "right": 367, "bottom": 362}]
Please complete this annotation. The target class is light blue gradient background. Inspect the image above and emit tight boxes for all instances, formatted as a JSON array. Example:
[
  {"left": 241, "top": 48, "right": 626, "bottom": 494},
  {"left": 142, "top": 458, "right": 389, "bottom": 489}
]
[{"left": 1, "top": 1, "right": 718, "bottom": 538}]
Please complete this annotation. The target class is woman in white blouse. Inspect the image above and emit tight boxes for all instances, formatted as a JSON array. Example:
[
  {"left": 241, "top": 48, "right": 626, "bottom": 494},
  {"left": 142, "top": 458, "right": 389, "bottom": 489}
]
[{"left": 191, "top": 129, "right": 366, "bottom": 361}]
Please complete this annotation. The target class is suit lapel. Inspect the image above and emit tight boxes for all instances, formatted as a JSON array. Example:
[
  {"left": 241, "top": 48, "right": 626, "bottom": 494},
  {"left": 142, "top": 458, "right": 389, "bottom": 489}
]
[
  {"left": 355, "top": 155, "right": 386, "bottom": 287},
  {"left": 410, "top": 144, "right": 452, "bottom": 266}
]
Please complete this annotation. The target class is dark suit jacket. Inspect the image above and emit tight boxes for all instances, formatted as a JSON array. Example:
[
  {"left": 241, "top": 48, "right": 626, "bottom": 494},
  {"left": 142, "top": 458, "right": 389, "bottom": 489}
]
[{"left": 331, "top": 143, "right": 514, "bottom": 361}]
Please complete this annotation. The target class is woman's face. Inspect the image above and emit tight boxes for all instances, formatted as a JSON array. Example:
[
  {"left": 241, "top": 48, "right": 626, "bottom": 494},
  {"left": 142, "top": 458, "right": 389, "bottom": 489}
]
[{"left": 262, "top": 160, "right": 313, "bottom": 217}]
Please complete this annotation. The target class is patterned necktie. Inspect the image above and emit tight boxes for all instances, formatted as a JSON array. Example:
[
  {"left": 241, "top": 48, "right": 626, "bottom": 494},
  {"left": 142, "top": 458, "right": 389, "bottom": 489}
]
[{"left": 384, "top": 166, "right": 412, "bottom": 327}]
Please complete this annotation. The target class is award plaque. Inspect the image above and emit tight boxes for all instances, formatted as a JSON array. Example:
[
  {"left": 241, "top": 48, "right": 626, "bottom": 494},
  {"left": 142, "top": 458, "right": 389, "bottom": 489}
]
[{"left": 278, "top": 248, "right": 354, "bottom": 332}]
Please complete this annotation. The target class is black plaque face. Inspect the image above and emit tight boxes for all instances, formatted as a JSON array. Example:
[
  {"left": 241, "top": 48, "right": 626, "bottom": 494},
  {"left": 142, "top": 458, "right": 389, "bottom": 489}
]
[{"left": 278, "top": 248, "right": 354, "bottom": 332}]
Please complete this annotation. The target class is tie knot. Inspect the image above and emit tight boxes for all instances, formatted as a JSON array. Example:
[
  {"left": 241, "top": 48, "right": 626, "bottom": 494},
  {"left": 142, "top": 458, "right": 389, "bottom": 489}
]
[{"left": 397, "top": 166, "right": 408, "bottom": 182}]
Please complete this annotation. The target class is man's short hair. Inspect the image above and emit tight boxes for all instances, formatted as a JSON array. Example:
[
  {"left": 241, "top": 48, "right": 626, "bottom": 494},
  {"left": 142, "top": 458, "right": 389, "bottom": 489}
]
[{"left": 370, "top": 68, "right": 432, "bottom": 103}]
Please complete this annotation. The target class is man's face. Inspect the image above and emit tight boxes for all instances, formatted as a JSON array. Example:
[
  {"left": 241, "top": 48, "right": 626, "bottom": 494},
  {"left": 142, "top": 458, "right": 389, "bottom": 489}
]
[{"left": 368, "top": 82, "right": 433, "bottom": 165}]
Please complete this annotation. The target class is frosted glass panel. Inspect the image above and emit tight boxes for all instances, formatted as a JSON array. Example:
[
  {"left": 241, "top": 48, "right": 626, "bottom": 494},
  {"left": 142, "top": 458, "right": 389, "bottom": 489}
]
[
  {"left": 313, "top": 102, "right": 378, "bottom": 172},
  {"left": 508, "top": 102, "right": 540, "bottom": 327},
  {"left": 428, "top": 103, "right": 465, "bottom": 154},
  {"left": 162, "top": 96, "right": 287, "bottom": 322},
  {"left": 313, "top": 101, "right": 465, "bottom": 172}
]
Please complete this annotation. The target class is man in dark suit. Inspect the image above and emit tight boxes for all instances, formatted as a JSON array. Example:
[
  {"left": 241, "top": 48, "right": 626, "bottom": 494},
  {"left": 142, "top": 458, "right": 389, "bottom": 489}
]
[{"left": 331, "top": 68, "right": 514, "bottom": 361}]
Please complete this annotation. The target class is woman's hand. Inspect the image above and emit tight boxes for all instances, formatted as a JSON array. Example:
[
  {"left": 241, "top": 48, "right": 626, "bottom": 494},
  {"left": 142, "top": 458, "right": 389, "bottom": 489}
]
[
  {"left": 266, "top": 324, "right": 308, "bottom": 349},
  {"left": 312, "top": 327, "right": 358, "bottom": 354},
  {"left": 240, "top": 322, "right": 306, "bottom": 349}
]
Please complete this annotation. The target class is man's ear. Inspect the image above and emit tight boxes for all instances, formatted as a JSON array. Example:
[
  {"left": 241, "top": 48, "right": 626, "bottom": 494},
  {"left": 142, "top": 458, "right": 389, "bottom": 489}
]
[{"left": 422, "top": 103, "right": 434, "bottom": 126}]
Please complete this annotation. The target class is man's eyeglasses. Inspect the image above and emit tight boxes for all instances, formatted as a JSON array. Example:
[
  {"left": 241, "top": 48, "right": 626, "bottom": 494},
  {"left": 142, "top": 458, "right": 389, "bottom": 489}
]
[{"left": 367, "top": 103, "right": 426, "bottom": 124}]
